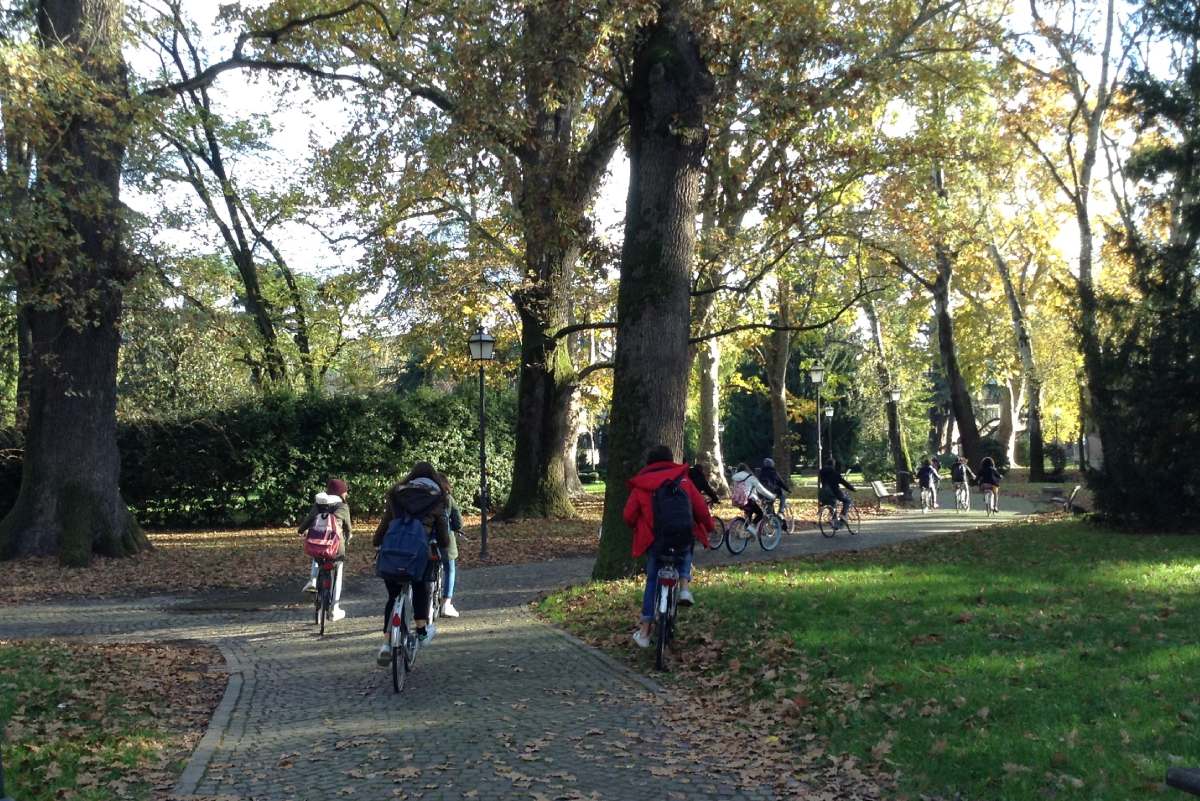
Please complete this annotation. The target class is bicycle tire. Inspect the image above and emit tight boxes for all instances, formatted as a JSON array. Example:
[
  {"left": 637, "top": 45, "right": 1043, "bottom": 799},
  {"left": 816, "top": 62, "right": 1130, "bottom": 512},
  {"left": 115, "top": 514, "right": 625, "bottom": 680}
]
[
  {"left": 844, "top": 506, "right": 861, "bottom": 535},
  {"left": 818, "top": 505, "right": 836, "bottom": 537},
  {"left": 725, "top": 518, "right": 750, "bottom": 554},
  {"left": 654, "top": 588, "right": 672, "bottom": 671},
  {"left": 391, "top": 624, "right": 406, "bottom": 693},
  {"left": 318, "top": 591, "right": 327, "bottom": 636},
  {"left": 984, "top": 490, "right": 995, "bottom": 516},
  {"left": 708, "top": 516, "right": 726, "bottom": 551},
  {"left": 429, "top": 562, "right": 444, "bottom": 624},
  {"left": 403, "top": 590, "right": 419, "bottom": 670},
  {"left": 758, "top": 514, "right": 783, "bottom": 551}
]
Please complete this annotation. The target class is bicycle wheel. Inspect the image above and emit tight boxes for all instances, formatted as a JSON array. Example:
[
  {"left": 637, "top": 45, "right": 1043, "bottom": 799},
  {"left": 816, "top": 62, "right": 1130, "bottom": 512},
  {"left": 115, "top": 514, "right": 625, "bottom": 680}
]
[
  {"left": 758, "top": 514, "right": 783, "bottom": 551},
  {"left": 818, "top": 505, "right": 836, "bottom": 537},
  {"left": 844, "top": 506, "right": 861, "bottom": 535},
  {"left": 654, "top": 588, "right": 673, "bottom": 671},
  {"left": 318, "top": 589, "right": 328, "bottom": 636},
  {"left": 708, "top": 516, "right": 726, "bottom": 550},
  {"left": 725, "top": 518, "right": 750, "bottom": 554},
  {"left": 985, "top": 491, "right": 996, "bottom": 516},
  {"left": 429, "top": 563, "right": 444, "bottom": 624},
  {"left": 390, "top": 617, "right": 407, "bottom": 693},
  {"left": 403, "top": 590, "right": 419, "bottom": 670}
]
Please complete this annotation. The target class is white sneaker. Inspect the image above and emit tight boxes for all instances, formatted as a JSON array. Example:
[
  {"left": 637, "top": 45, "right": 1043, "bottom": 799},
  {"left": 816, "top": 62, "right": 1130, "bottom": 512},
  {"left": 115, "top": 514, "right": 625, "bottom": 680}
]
[
  {"left": 302, "top": 578, "right": 317, "bottom": 593},
  {"left": 331, "top": 605, "right": 346, "bottom": 622},
  {"left": 418, "top": 624, "right": 436, "bottom": 643},
  {"left": 442, "top": 600, "right": 460, "bottom": 618},
  {"left": 376, "top": 644, "right": 391, "bottom": 666},
  {"left": 632, "top": 629, "right": 651, "bottom": 649},
  {"left": 678, "top": 588, "right": 695, "bottom": 607}
]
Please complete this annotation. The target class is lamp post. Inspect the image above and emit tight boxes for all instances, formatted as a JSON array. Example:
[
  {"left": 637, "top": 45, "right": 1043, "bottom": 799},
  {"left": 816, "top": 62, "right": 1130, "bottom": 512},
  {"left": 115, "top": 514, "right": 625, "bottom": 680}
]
[
  {"left": 809, "top": 363, "right": 825, "bottom": 469},
  {"left": 468, "top": 327, "right": 496, "bottom": 559},
  {"left": 824, "top": 405, "right": 835, "bottom": 464},
  {"left": 1051, "top": 409, "right": 1061, "bottom": 445}
]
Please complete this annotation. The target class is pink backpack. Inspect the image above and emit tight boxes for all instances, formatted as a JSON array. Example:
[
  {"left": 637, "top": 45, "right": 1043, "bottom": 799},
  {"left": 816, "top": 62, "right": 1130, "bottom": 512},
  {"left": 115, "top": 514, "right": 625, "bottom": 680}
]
[
  {"left": 731, "top": 480, "right": 750, "bottom": 507},
  {"left": 304, "top": 511, "right": 342, "bottom": 560}
]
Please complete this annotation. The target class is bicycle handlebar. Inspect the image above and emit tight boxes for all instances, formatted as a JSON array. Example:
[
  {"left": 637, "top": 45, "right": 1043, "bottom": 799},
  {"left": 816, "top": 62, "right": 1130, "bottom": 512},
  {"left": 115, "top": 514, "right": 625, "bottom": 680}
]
[{"left": 1167, "top": 768, "right": 1200, "bottom": 795}]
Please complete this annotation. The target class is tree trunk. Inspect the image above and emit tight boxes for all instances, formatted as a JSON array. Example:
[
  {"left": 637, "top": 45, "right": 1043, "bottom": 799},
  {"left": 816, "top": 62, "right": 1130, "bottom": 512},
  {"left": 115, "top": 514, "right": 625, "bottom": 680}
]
[
  {"left": 0, "top": 0, "right": 148, "bottom": 565},
  {"left": 695, "top": 337, "right": 729, "bottom": 495},
  {"left": 863, "top": 298, "right": 912, "bottom": 489},
  {"left": 996, "top": 379, "right": 1017, "bottom": 466},
  {"left": 594, "top": 0, "right": 711, "bottom": 580},
  {"left": 932, "top": 260, "right": 983, "bottom": 465},
  {"left": 561, "top": 387, "right": 584, "bottom": 494},
  {"left": 989, "top": 243, "right": 1045, "bottom": 479},
  {"left": 15, "top": 304, "right": 31, "bottom": 431},
  {"left": 764, "top": 286, "right": 791, "bottom": 476}
]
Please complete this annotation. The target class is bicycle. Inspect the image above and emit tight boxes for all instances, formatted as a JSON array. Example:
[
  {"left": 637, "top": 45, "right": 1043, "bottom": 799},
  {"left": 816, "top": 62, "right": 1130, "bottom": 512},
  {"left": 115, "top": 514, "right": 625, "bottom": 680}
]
[
  {"left": 954, "top": 481, "right": 971, "bottom": 512},
  {"left": 725, "top": 506, "right": 783, "bottom": 554},
  {"left": 765, "top": 495, "right": 797, "bottom": 534},
  {"left": 384, "top": 580, "right": 420, "bottom": 693},
  {"left": 920, "top": 483, "right": 937, "bottom": 513},
  {"left": 426, "top": 554, "right": 445, "bottom": 625},
  {"left": 313, "top": 557, "right": 342, "bottom": 636},
  {"left": 817, "top": 496, "right": 860, "bottom": 537},
  {"left": 704, "top": 498, "right": 727, "bottom": 551},
  {"left": 982, "top": 484, "right": 999, "bottom": 516},
  {"left": 652, "top": 547, "right": 686, "bottom": 671}
]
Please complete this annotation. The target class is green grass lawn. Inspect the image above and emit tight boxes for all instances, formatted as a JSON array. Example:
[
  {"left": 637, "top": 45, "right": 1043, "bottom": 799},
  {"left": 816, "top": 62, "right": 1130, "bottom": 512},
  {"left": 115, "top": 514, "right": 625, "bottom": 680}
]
[
  {"left": 541, "top": 519, "right": 1200, "bottom": 800},
  {"left": 1, "top": 640, "right": 225, "bottom": 800}
]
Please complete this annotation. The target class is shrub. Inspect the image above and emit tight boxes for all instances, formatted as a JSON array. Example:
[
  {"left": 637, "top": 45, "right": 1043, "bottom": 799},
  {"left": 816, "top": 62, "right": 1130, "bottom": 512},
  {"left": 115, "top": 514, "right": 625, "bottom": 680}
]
[
  {"left": 0, "top": 386, "right": 515, "bottom": 528},
  {"left": 857, "top": 438, "right": 894, "bottom": 481},
  {"left": 1046, "top": 442, "right": 1068, "bottom": 476}
]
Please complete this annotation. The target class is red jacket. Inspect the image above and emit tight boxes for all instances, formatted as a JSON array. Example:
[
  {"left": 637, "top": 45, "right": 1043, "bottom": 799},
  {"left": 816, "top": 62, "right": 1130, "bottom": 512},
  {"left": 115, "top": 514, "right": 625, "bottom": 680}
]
[{"left": 624, "top": 462, "right": 714, "bottom": 557}]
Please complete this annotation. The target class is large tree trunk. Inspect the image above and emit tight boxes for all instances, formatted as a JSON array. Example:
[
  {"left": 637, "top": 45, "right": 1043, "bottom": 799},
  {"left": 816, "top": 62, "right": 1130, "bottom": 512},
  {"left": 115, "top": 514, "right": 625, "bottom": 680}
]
[
  {"left": 561, "top": 387, "right": 585, "bottom": 494},
  {"left": 989, "top": 243, "right": 1045, "bottom": 479},
  {"left": 932, "top": 260, "right": 983, "bottom": 465},
  {"left": 0, "top": 0, "right": 148, "bottom": 565},
  {"left": 764, "top": 286, "right": 791, "bottom": 476},
  {"left": 996, "top": 378, "right": 1020, "bottom": 466},
  {"left": 864, "top": 298, "right": 912, "bottom": 491},
  {"left": 695, "top": 337, "right": 729, "bottom": 495},
  {"left": 594, "top": 0, "right": 711, "bottom": 580}
]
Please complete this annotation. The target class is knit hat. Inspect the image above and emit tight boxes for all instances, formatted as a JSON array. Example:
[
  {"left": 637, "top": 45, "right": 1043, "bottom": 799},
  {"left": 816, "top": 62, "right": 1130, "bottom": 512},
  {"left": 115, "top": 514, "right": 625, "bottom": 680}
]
[{"left": 326, "top": 478, "right": 349, "bottom": 497}]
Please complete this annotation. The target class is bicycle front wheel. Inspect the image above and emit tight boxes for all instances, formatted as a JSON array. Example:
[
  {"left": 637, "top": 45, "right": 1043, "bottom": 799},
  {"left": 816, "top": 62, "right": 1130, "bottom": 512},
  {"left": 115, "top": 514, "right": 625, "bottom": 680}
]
[
  {"left": 758, "top": 514, "right": 783, "bottom": 551},
  {"left": 844, "top": 506, "right": 862, "bottom": 535},
  {"left": 818, "top": 506, "right": 836, "bottom": 537},
  {"left": 725, "top": 518, "right": 750, "bottom": 554},
  {"left": 708, "top": 516, "right": 726, "bottom": 551}
]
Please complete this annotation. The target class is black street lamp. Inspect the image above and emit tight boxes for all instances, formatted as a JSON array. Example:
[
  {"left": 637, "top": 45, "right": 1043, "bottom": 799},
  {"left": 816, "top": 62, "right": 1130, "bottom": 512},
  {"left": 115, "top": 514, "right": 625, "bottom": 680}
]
[
  {"left": 809, "top": 363, "right": 825, "bottom": 468},
  {"left": 468, "top": 327, "right": 496, "bottom": 559},
  {"left": 824, "top": 404, "right": 835, "bottom": 463}
]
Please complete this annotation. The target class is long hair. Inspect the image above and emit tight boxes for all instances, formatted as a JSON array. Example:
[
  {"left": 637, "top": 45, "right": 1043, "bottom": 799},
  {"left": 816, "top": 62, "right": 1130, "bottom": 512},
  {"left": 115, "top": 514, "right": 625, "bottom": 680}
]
[
  {"left": 400, "top": 461, "right": 437, "bottom": 485},
  {"left": 434, "top": 471, "right": 452, "bottom": 496}
]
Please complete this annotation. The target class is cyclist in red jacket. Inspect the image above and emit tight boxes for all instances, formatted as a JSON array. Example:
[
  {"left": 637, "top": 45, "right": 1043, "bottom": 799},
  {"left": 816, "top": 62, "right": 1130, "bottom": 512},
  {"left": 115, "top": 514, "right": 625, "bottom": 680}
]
[{"left": 623, "top": 445, "right": 715, "bottom": 649}]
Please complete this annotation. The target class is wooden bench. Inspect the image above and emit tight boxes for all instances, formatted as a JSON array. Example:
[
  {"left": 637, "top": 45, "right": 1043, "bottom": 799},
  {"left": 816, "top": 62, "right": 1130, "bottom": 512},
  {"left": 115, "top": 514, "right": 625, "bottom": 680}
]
[
  {"left": 870, "top": 480, "right": 905, "bottom": 509},
  {"left": 1048, "top": 484, "right": 1082, "bottom": 514}
]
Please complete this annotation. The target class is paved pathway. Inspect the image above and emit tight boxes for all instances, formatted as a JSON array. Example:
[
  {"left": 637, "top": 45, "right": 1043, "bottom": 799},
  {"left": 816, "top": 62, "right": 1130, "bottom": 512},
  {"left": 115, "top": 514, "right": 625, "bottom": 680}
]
[{"left": 0, "top": 507, "right": 1027, "bottom": 800}]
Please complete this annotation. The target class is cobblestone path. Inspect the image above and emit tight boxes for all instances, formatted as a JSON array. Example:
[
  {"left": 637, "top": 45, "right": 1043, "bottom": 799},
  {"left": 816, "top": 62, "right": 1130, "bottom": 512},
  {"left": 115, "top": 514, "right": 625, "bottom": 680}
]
[{"left": 1, "top": 511, "right": 1019, "bottom": 800}]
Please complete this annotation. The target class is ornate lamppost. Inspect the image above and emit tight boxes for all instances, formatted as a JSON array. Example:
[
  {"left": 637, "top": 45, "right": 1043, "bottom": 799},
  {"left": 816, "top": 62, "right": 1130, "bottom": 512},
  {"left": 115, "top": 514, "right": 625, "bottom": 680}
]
[
  {"left": 468, "top": 327, "right": 496, "bottom": 559},
  {"left": 809, "top": 363, "right": 825, "bottom": 469}
]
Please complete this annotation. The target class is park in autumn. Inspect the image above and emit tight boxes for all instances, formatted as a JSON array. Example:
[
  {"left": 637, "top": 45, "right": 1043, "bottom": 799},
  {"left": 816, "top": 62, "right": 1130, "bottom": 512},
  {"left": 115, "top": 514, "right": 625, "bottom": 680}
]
[{"left": 0, "top": 0, "right": 1198, "bottom": 799}]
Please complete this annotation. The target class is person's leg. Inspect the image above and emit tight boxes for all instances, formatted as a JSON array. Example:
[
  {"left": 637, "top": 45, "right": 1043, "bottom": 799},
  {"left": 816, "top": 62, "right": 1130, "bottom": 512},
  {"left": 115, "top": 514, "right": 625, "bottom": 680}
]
[
  {"left": 442, "top": 558, "right": 459, "bottom": 616},
  {"left": 635, "top": 552, "right": 658, "bottom": 645},
  {"left": 379, "top": 579, "right": 400, "bottom": 663},
  {"left": 838, "top": 490, "right": 851, "bottom": 517},
  {"left": 303, "top": 560, "right": 318, "bottom": 592},
  {"left": 331, "top": 561, "right": 346, "bottom": 618},
  {"left": 413, "top": 579, "right": 434, "bottom": 639},
  {"left": 678, "top": 546, "right": 696, "bottom": 605}
]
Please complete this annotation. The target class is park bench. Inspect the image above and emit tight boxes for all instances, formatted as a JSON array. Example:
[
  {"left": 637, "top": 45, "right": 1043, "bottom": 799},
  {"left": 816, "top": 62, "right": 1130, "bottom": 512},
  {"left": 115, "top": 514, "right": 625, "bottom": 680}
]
[
  {"left": 870, "top": 480, "right": 905, "bottom": 510},
  {"left": 1046, "top": 484, "right": 1082, "bottom": 515}
]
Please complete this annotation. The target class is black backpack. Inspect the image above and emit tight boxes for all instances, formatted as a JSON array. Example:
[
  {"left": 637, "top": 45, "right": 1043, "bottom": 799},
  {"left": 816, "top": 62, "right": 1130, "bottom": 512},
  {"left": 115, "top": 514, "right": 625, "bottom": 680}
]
[{"left": 652, "top": 477, "right": 694, "bottom": 554}]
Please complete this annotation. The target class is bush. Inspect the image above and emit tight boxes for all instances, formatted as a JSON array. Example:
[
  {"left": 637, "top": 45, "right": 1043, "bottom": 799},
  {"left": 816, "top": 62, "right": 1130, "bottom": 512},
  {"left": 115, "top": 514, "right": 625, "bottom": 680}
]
[
  {"left": 0, "top": 386, "right": 516, "bottom": 528},
  {"left": 976, "top": 437, "right": 1010, "bottom": 472},
  {"left": 579, "top": 471, "right": 601, "bottom": 484},
  {"left": 858, "top": 438, "right": 894, "bottom": 481},
  {"left": 1046, "top": 442, "right": 1068, "bottom": 476}
]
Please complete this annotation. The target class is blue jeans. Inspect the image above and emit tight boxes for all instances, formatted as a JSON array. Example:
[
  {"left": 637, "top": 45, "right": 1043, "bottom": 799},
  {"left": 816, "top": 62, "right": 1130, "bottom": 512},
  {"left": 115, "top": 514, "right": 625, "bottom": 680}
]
[
  {"left": 640, "top": 547, "right": 693, "bottom": 623},
  {"left": 444, "top": 557, "right": 457, "bottom": 599}
]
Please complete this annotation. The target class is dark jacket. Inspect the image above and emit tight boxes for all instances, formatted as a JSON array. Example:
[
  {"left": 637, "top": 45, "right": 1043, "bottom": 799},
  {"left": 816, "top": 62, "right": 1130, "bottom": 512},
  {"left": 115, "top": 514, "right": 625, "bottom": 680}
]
[
  {"left": 624, "top": 462, "right": 715, "bottom": 557},
  {"left": 951, "top": 462, "right": 975, "bottom": 483},
  {"left": 757, "top": 465, "right": 791, "bottom": 494},
  {"left": 977, "top": 464, "right": 1003, "bottom": 486},
  {"left": 299, "top": 502, "right": 352, "bottom": 558},
  {"left": 442, "top": 494, "right": 463, "bottom": 561},
  {"left": 916, "top": 465, "right": 940, "bottom": 488},
  {"left": 372, "top": 478, "right": 451, "bottom": 551},
  {"left": 687, "top": 464, "right": 719, "bottom": 504},
  {"left": 818, "top": 466, "right": 855, "bottom": 493}
]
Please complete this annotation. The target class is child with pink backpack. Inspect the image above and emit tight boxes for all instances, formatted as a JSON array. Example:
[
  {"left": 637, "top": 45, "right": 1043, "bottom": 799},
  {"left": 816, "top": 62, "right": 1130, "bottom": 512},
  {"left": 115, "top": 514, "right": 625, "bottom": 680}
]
[{"left": 299, "top": 479, "right": 353, "bottom": 620}]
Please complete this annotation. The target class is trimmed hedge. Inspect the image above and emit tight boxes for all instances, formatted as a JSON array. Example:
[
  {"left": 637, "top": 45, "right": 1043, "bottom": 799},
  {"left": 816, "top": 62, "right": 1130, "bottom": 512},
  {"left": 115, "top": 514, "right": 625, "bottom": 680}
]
[{"left": 0, "top": 386, "right": 515, "bottom": 528}]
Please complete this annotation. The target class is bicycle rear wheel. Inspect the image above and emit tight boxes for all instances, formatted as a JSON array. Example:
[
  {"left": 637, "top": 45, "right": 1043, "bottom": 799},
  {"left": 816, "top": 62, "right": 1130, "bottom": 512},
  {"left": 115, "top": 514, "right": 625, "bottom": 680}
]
[
  {"left": 390, "top": 616, "right": 407, "bottom": 693},
  {"left": 403, "top": 591, "right": 419, "bottom": 670},
  {"left": 654, "top": 588, "right": 673, "bottom": 671},
  {"left": 725, "top": 518, "right": 750, "bottom": 554},
  {"left": 429, "top": 562, "right": 444, "bottom": 624},
  {"left": 318, "top": 590, "right": 328, "bottom": 636},
  {"left": 758, "top": 514, "right": 783, "bottom": 551},
  {"left": 818, "top": 505, "right": 836, "bottom": 537},
  {"left": 708, "top": 516, "right": 726, "bottom": 550}
]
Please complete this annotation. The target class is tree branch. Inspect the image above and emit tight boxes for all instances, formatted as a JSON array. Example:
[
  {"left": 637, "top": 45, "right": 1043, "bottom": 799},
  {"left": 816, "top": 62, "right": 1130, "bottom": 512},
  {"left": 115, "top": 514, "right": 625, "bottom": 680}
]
[
  {"left": 689, "top": 288, "right": 879, "bottom": 344},
  {"left": 553, "top": 321, "right": 617, "bottom": 340}
]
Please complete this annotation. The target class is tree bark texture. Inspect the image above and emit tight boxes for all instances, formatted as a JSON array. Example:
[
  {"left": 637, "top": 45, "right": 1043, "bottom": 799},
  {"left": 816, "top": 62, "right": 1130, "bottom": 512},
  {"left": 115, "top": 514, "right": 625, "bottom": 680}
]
[
  {"left": 695, "top": 337, "right": 729, "bottom": 495},
  {"left": 593, "top": 0, "right": 712, "bottom": 580},
  {"left": 765, "top": 285, "right": 791, "bottom": 476},
  {"left": 0, "top": 0, "right": 148, "bottom": 564},
  {"left": 990, "top": 244, "right": 1045, "bottom": 479},
  {"left": 932, "top": 255, "right": 983, "bottom": 465},
  {"left": 864, "top": 298, "right": 912, "bottom": 489}
]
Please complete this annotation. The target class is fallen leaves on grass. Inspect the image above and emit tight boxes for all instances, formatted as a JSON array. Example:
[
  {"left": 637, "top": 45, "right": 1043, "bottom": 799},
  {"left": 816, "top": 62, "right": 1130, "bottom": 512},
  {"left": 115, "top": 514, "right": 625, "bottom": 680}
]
[
  {"left": 1, "top": 639, "right": 226, "bottom": 801},
  {"left": 3, "top": 495, "right": 606, "bottom": 604}
]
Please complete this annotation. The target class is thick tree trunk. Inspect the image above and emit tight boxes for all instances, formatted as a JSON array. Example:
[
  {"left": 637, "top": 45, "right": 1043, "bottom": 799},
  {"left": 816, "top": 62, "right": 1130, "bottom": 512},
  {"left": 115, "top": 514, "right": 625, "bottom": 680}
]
[
  {"left": 0, "top": 0, "right": 148, "bottom": 565},
  {"left": 932, "top": 263, "right": 983, "bottom": 465},
  {"left": 996, "top": 378, "right": 1019, "bottom": 466},
  {"left": 989, "top": 243, "right": 1046, "bottom": 479},
  {"left": 561, "top": 388, "right": 585, "bottom": 494},
  {"left": 594, "top": 0, "right": 711, "bottom": 580},
  {"left": 864, "top": 299, "right": 911, "bottom": 489},
  {"left": 695, "top": 337, "right": 729, "bottom": 495},
  {"left": 765, "top": 286, "right": 791, "bottom": 476},
  {"left": 15, "top": 304, "right": 31, "bottom": 430}
]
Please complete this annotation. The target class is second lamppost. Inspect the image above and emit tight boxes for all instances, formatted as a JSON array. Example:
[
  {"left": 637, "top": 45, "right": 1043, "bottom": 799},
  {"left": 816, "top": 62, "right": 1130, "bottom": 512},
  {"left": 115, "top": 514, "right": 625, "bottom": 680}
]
[
  {"left": 824, "top": 405, "right": 835, "bottom": 465},
  {"left": 468, "top": 327, "right": 496, "bottom": 559},
  {"left": 809, "top": 363, "right": 825, "bottom": 469}
]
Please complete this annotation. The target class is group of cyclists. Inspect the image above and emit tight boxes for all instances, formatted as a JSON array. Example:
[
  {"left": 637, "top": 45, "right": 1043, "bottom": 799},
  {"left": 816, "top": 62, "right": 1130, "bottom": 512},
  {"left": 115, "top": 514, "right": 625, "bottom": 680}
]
[
  {"left": 916, "top": 454, "right": 1004, "bottom": 512},
  {"left": 297, "top": 467, "right": 463, "bottom": 667}
]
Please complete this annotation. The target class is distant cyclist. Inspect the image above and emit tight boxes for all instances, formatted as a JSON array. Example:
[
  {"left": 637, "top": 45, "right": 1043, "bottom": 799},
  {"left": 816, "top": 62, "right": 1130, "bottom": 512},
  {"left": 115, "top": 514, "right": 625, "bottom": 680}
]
[
  {"left": 757, "top": 458, "right": 792, "bottom": 513},
  {"left": 951, "top": 456, "right": 975, "bottom": 497},
  {"left": 976, "top": 456, "right": 1003, "bottom": 511},
  {"left": 730, "top": 463, "right": 774, "bottom": 532},
  {"left": 688, "top": 461, "right": 720, "bottom": 506},
  {"left": 818, "top": 458, "right": 856, "bottom": 528},
  {"left": 916, "top": 458, "right": 940, "bottom": 512}
]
